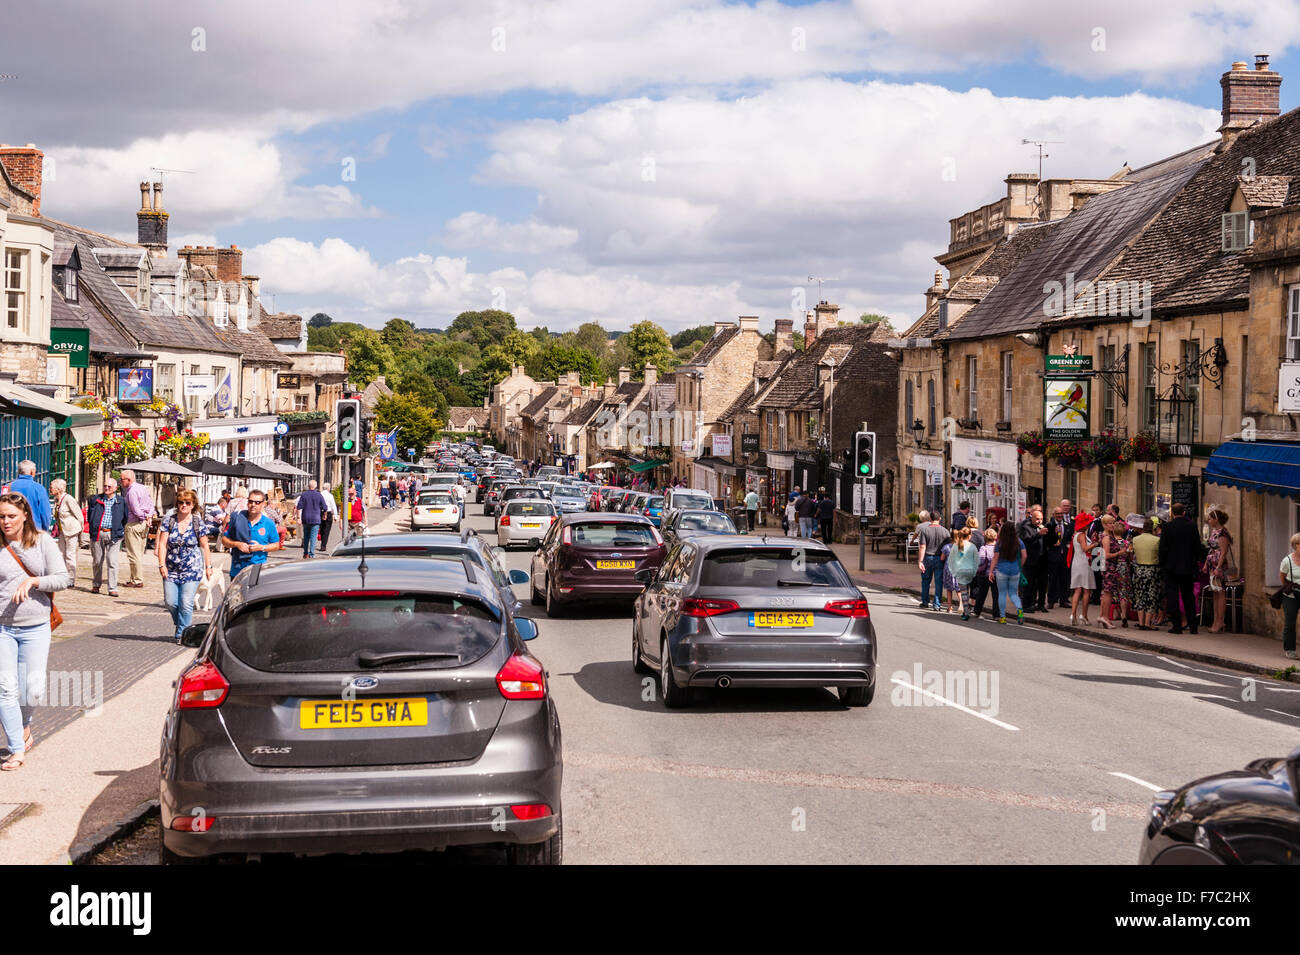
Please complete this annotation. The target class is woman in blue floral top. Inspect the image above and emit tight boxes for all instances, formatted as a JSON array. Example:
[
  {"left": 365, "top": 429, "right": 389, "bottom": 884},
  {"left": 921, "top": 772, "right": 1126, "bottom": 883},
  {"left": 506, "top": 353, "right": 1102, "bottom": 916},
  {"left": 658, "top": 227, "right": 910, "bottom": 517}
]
[{"left": 156, "top": 489, "right": 214, "bottom": 643}]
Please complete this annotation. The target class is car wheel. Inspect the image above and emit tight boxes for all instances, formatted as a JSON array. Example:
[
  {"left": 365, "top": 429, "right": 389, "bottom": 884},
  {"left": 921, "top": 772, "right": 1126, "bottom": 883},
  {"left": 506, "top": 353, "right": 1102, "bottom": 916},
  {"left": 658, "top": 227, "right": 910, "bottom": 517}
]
[
  {"left": 507, "top": 816, "right": 562, "bottom": 865},
  {"left": 660, "top": 635, "right": 690, "bottom": 708},
  {"left": 546, "top": 580, "right": 565, "bottom": 618},
  {"left": 632, "top": 620, "right": 652, "bottom": 674},
  {"left": 838, "top": 682, "right": 875, "bottom": 707},
  {"left": 452, "top": 523, "right": 461, "bottom": 534}
]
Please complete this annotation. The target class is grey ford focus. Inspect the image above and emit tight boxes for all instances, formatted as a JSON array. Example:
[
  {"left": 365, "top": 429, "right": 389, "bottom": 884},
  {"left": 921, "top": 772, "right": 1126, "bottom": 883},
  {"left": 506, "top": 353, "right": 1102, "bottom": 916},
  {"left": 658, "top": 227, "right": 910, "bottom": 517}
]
[
  {"left": 632, "top": 536, "right": 877, "bottom": 708},
  {"left": 159, "top": 557, "right": 562, "bottom": 863}
]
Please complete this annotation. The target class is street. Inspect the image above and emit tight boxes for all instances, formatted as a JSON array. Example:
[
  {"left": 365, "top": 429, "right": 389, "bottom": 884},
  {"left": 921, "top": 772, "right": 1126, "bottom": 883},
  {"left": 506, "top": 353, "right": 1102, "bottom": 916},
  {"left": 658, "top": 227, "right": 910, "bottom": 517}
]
[{"left": 84, "top": 504, "right": 1299, "bottom": 865}]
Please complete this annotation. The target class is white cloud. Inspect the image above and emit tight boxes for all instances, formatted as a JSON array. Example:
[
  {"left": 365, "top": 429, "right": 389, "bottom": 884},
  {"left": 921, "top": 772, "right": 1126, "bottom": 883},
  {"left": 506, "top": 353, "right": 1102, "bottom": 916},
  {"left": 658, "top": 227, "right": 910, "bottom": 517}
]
[{"left": 442, "top": 211, "right": 579, "bottom": 254}]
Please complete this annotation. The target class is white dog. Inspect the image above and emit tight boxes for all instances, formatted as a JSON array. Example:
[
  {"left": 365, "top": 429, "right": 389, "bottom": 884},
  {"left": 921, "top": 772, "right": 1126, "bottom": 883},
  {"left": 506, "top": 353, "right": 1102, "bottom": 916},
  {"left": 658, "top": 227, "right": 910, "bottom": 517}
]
[{"left": 194, "top": 565, "right": 228, "bottom": 613}]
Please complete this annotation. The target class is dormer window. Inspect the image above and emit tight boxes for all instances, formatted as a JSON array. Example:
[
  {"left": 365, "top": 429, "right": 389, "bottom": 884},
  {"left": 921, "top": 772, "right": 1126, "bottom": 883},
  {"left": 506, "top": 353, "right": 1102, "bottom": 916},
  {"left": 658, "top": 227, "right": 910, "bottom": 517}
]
[
  {"left": 237, "top": 300, "right": 248, "bottom": 331},
  {"left": 1221, "top": 211, "right": 1252, "bottom": 251},
  {"left": 214, "top": 300, "right": 229, "bottom": 328},
  {"left": 63, "top": 266, "right": 78, "bottom": 303}
]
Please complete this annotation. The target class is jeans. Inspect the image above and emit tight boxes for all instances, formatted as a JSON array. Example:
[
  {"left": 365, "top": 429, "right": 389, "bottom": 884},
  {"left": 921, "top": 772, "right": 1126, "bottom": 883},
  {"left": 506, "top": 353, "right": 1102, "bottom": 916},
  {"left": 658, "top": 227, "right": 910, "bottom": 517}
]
[
  {"left": 164, "top": 578, "right": 200, "bottom": 640},
  {"left": 799, "top": 517, "right": 815, "bottom": 537},
  {"left": 0, "top": 621, "right": 51, "bottom": 755},
  {"left": 1283, "top": 594, "right": 1299, "bottom": 652},
  {"left": 920, "top": 555, "right": 942, "bottom": 607},
  {"left": 302, "top": 522, "right": 320, "bottom": 556},
  {"left": 995, "top": 571, "right": 1023, "bottom": 617}
]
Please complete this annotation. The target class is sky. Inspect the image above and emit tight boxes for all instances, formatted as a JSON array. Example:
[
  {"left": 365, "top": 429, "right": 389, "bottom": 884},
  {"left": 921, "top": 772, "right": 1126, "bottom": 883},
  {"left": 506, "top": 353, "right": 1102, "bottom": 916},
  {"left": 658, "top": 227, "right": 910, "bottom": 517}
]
[{"left": 8, "top": 0, "right": 1300, "bottom": 334}]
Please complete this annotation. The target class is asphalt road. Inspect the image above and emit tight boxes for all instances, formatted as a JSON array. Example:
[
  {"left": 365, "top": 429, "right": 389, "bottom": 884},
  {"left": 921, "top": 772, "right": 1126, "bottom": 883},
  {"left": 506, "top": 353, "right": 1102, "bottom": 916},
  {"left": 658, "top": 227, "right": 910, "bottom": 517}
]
[{"left": 91, "top": 502, "right": 1300, "bottom": 864}]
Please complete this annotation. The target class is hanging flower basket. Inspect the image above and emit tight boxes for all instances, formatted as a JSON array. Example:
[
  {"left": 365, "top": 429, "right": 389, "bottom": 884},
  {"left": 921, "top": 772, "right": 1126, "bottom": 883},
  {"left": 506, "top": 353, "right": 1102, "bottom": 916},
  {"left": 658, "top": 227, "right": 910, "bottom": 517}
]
[
  {"left": 1122, "top": 431, "right": 1167, "bottom": 463},
  {"left": 83, "top": 431, "right": 149, "bottom": 468},
  {"left": 1081, "top": 431, "right": 1124, "bottom": 468},
  {"left": 154, "top": 426, "right": 211, "bottom": 462},
  {"left": 1045, "top": 441, "right": 1086, "bottom": 469},
  {"left": 1016, "top": 430, "right": 1046, "bottom": 456}
]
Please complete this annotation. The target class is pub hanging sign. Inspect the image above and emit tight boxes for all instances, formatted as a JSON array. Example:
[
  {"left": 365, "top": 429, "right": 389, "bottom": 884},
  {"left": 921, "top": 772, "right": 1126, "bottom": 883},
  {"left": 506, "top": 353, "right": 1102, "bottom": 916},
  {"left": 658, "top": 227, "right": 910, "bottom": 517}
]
[{"left": 1043, "top": 354, "right": 1091, "bottom": 441}]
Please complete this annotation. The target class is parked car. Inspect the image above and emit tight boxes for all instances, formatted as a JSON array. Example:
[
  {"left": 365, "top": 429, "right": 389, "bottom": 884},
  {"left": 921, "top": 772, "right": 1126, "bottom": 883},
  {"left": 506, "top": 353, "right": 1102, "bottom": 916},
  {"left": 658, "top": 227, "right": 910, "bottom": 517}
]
[
  {"left": 662, "top": 508, "right": 738, "bottom": 547},
  {"left": 638, "top": 495, "right": 665, "bottom": 527},
  {"left": 632, "top": 537, "right": 876, "bottom": 708},
  {"left": 551, "top": 488, "right": 589, "bottom": 514},
  {"left": 1139, "top": 746, "right": 1300, "bottom": 864},
  {"left": 497, "top": 485, "right": 549, "bottom": 527},
  {"left": 498, "top": 500, "right": 559, "bottom": 550},
  {"left": 160, "top": 556, "right": 560, "bottom": 863},
  {"left": 410, "top": 489, "right": 461, "bottom": 532},
  {"left": 587, "top": 485, "right": 619, "bottom": 510},
  {"left": 529, "top": 514, "right": 666, "bottom": 618},
  {"left": 620, "top": 492, "right": 650, "bottom": 515}
]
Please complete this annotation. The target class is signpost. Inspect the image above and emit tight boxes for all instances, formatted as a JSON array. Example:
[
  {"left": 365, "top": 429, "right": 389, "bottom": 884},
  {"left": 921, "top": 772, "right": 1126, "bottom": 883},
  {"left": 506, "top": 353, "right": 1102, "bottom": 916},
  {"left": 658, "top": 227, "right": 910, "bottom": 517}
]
[{"left": 1043, "top": 354, "right": 1093, "bottom": 441}]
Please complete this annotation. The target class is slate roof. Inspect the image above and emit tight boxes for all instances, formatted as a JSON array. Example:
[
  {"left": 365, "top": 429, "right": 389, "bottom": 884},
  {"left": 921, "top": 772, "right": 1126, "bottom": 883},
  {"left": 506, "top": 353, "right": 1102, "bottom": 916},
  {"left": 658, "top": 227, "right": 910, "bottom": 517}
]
[
  {"left": 521, "top": 386, "right": 560, "bottom": 419},
  {"left": 949, "top": 163, "right": 1202, "bottom": 339},
  {"left": 683, "top": 324, "right": 740, "bottom": 366},
  {"left": 91, "top": 247, "right": 148, "bottom": 269},
  {"left": 149, "top": 258, "right": 185, "bottom": 278},
  {"left": 258, "top": 312, "right": 305, "bottom": 340},
  {"left": 51, "top": 286, "right": 142, "bottom": 356},
  {"left": 1114, "top": 140, "right": 1217, "bottom": 184},
  {"left": 446, "top": 406, "right": 484, "bottom": 429},
  {"left": 52, "top": 239, "right": 78, "bottom": 268},
  {"left": 762, "top": 325, "right": 891, "bottom": 411},
  {"left": 1095, "top": 105, "right": 1300, "bottom": 316},
  {"left": 564, "top": 395, "right": 605, "bottom": 426}
]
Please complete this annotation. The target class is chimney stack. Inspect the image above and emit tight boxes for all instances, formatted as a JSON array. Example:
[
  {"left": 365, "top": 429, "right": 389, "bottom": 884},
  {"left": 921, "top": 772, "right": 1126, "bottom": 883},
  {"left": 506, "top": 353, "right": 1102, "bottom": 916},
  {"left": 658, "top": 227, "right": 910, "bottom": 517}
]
[
  {"left": 137, "top": 180, "right": 170, "bottom": 257},
  {"left": 738, "top": 315, "right": 759, "bottom": 332},
  {"left": 805, "top": 302, "right": 839, "bottom": 346},
  {"left": 243, "top": 275, "right": 260, "bottom": 298},
  {"left": 1219, "top": 55, "right": 1282, "bottom": 145},
  {"left": 774, "top": 318, "right": 794, "bottom": 357},
  {"left": 925, "top": 270, "right": 946, "bottom": 312},
  {"left": 216, "top": 244, "right": 243, "bottom": 283},
  {"left": 178, "top": 245, "right": 219, "bottom": 276},
  {"left": 0, "top": 144, "right": 44, "bottom": 216},
  {"left": 714, "top": 319, "right": 732, "bottom": 334},
  {"left": 643, "top": 363, "right": 658, "bottom": 387},
  {"left": 617, "top": 365, "right": 631, "bottom": 386}
]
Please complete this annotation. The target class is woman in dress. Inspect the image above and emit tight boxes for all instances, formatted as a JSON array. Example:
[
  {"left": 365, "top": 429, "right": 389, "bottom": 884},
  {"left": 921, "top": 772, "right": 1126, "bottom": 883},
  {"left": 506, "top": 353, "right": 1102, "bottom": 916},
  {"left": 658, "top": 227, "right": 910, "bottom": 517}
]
[
  {"left": 156, "top": 489, "right": 214, "bottom": 644},
  {"left": 1203, "top": 508, "right": 1236, "bottom": 633},
  {"left": 1098, "top": 514, "right": 1133, "bottom": 630},
  {"left": 1130, "top": 519, "right": 1163, "bottom": 631},
  {"left": 0, "top": 492, "right": 71, "bottom": 769},
  {"left": 1068, "top": 512, "right": 1096, "bottom": 626},
  {"left": 949, "top": 527, "right": 979, "bottom": 620}
]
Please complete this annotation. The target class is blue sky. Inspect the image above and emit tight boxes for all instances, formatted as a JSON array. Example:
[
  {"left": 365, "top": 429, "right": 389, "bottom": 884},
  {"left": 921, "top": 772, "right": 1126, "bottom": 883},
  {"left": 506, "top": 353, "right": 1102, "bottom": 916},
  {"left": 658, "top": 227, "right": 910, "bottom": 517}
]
[{"left": 21, "top": 1, "right": 1300, "bottom": 332}]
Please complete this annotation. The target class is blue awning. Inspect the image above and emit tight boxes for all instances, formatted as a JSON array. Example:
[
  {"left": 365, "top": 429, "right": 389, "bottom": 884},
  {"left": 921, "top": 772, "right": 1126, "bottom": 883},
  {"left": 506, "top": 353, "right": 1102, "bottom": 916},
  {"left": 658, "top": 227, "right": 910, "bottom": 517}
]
[{"left": 1204, "top": 440, "right": 1300, "bottom": 497}]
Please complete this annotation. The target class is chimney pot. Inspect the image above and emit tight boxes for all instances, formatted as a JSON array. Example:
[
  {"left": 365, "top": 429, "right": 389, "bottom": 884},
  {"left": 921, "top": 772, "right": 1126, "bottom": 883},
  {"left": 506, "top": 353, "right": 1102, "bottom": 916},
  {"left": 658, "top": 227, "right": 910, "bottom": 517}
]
[
  {"left": 1256, "top": 54, "right": 1271, "bottom": 70},
  {"left": 151, "top": 181, "right": 164, "bottom": 212},
  {"left": 139, "top": 182, "right": 151, "bottom": 211}
]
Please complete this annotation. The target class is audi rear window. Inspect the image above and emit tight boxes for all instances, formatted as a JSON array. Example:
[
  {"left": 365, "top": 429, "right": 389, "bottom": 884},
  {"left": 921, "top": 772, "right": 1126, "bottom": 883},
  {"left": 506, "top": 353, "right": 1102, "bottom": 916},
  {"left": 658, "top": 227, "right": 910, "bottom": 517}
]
[
  {"left": 571, "top": 522, "right": 658, "bottom": 547},
  {"left": 224, "top": 595, "right": 501, "bottom": 672},
  {"left": 699, "top": 548, "right": 851, "bottom": 589}
]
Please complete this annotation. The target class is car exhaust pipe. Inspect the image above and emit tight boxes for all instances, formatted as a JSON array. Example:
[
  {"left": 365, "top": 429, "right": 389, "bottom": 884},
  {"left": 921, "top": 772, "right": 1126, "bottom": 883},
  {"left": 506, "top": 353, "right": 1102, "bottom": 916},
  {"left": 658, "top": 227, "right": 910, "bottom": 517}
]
[{"left": 716, "top": 675, "right": 732, "bottom": 689}]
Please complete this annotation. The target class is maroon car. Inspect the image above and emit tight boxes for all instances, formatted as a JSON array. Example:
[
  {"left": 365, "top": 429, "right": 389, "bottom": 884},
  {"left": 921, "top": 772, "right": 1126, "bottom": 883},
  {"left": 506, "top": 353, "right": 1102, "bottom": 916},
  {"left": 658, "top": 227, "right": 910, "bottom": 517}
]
[{"left": 528, "top": 514, "right": 666, "bottom": 617}]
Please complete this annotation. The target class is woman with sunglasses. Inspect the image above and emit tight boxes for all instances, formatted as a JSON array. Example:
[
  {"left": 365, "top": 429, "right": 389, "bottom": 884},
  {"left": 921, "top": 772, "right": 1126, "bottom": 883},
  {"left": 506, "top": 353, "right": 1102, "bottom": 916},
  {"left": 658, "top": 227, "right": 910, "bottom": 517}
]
[
  {"left": 156, "top": 490, "right": 214, "bottom": 644},
  {"left": 0, "top": 492, "right": 71, "bottom": 770}
]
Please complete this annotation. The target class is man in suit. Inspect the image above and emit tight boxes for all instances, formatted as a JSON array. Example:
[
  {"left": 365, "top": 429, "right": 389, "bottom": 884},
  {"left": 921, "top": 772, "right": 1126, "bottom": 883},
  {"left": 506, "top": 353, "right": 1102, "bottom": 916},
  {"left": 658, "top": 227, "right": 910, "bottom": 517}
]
[
  {"left": 1044, "top": 504, "right": 1069, "bottom": 609},
  {"left": 1159, "top": 502, "right": 1207, "bottom": 634},
  {"left": 1018, "top": 505, "right": 1048, "bottom": 612},
  {"left": 87, "top": 478, "right": 127, "bottom": 597}
]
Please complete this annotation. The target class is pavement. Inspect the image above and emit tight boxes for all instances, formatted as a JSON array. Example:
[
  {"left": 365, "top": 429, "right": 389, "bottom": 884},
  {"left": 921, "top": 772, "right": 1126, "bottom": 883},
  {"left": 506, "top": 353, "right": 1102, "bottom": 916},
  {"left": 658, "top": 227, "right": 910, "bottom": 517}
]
[
  {"left": 0, "top": 504, "right": 401, "bottom": 864},
  {"left": 811, "top": 531, "right": 1300, "bottom": 683}
]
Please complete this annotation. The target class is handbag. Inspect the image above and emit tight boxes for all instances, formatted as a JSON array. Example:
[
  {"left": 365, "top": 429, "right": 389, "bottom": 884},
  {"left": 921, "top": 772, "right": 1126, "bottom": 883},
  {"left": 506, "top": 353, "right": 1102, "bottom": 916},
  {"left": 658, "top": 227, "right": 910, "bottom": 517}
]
[
  {"left": 1221, "top": 538, "right": 1239, "bottom": 581},
  {"left": 5, "top": 544, "right": 63, "bottom": 631},
  {"left": 1270, "top": 557, "right": 1294, "bottom": 610}
]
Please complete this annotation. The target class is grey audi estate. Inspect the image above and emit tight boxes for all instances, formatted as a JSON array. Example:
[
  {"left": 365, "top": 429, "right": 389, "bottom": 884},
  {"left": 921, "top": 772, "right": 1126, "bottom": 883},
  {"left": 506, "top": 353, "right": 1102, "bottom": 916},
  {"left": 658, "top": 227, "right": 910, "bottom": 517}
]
[
  {"left": 159, "top": 556, "right": 562, "bottom": 863},
  {"left": 632, "top": 536, "right": 876, "bottom": 708}
]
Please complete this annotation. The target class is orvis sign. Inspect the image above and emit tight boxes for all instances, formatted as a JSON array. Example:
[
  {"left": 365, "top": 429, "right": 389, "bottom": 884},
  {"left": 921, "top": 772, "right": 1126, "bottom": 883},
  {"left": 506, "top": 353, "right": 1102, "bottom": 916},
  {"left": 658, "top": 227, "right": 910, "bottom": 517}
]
[{"left": 47, "top": 328, "right": 89, "bottom": 368}]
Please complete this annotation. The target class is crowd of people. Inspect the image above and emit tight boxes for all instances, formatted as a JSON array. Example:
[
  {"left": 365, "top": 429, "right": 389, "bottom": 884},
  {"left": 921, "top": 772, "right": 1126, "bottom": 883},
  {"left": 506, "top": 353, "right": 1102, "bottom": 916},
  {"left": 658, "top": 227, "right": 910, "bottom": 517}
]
[{"left": 910, "top": 498, "right": 1289, "bottom": 658}]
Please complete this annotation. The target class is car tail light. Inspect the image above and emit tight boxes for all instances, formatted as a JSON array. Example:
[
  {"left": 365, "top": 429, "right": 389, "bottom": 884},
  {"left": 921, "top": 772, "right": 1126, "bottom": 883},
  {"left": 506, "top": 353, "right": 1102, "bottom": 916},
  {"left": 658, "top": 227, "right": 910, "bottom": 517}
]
[
  {"left": 650, "top": 527, "right": 664, "bottom": 545},
  {"left": 497, "top": 653, "right": 546, "bottom": 700},
  {"left": 561, "top": 525, "right": 572, "bottom": 545},
  {"left": 510, "top": 803, "right": 552, "bottom": 820},
  {"left": 824, "top": 597, "right": 870, "bottom": 618},
  {"left": 499, "top": 515, "right": 511, "bottom": 525},
  {"left": 171, "top": 815, "right": 216, "bottom": 832},
  {"left": 176, "top": 660, "right": 229, "bottom": 709},
  {"left": 681, "top": 597, "right": 740, "bottom": 617}
]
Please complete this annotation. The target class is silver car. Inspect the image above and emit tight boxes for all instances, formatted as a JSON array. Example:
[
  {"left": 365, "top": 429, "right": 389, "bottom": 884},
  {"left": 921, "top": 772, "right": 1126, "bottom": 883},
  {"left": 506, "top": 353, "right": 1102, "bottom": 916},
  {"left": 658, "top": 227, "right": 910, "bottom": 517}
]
[
  {"left": 632, "top": 537, "right": 876, "bottom": 708},
  {"left": 498, "top": 499, "right": 558, "bottom": 549}
]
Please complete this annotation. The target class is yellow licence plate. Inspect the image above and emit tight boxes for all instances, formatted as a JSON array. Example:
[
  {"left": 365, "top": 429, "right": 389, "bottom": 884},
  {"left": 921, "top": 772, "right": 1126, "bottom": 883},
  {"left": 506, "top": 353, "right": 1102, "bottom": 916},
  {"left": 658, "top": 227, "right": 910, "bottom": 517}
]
[
  {"left": 299, "top": 697, "right": 429, "bottom": 729},
  {"left": 521, "top": 522, "right": 541, "bottom": 528},
  {"left": 596, "top": 559, "right": 635, "bottom": 570},
  {"left": 749, "top": 611, "right": 814, "bottom": 628}
]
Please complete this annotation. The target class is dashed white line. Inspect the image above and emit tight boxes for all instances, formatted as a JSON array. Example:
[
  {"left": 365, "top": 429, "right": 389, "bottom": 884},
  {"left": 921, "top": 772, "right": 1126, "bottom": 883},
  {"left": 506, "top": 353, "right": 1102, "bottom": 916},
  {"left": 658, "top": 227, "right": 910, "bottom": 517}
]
[
  {"left": 1266, "top": 708, "right": 1300, "bottom": 720},
  {"left": 888, "top": 677, "right": 1020, "bottom": 732},
  {"left": 1109, "top": 771, "right": 1166, "bottom": 792}
]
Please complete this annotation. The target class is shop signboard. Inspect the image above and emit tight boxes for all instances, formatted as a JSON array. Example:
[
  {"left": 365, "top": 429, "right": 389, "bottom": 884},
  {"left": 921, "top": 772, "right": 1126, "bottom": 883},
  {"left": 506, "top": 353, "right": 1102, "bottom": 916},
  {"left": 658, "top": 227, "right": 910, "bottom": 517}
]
[
  {"left": 741, "top": 433, "right": 760, "bottom": 453},
  {"left": 1171, "top": 478, "right": 1198, "bottom": 518}
]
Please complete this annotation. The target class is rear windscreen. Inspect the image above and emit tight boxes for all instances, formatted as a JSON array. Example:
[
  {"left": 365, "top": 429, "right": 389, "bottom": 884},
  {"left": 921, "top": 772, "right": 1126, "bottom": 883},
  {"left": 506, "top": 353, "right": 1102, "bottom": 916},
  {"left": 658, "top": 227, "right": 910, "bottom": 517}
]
[
  {"left": 507, "top": 501, "right": 555, "bottom": 516},
  {"left": 699, "top": 549, "right": 851, "bottom": 589},
  {"left": 647, "top": 497, "right": 665, "bottom": 508},
  {"left": 225, "top": 595, "right": 501, "bottom": 672},
  {"left": 572, "top": 522, "right": 657, "bottom": 546},
  {"left": 418, "top": 493, "right": 454, "bottom": 505},
  {"left": 673, "top": 494, "right": 712, "bottom": 509},
  {"left": 681, "top": 513, "right": 733, "bottom": 532}
]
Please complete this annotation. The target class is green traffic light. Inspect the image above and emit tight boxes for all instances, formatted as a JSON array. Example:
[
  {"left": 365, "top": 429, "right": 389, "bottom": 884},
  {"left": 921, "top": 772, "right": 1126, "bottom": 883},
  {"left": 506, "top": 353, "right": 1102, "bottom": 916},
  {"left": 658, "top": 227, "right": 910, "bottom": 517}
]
[{"left": 341, "top": 440, "right": 355, "bottom": 452}]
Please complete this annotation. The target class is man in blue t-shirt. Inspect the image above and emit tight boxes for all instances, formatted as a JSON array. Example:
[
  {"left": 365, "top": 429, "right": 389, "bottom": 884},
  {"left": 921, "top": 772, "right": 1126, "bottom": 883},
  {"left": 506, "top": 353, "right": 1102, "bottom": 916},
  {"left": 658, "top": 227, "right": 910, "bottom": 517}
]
[{"left": 220, "top": 489, "right": 283, "bottom": 579}]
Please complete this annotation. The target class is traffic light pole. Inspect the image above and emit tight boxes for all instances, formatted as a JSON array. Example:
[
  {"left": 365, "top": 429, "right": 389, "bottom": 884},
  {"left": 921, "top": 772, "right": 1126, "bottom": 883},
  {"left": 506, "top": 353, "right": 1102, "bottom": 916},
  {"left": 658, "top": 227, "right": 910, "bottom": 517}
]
[
  {"left": 859, "top": 475, "right": 866, "bottom": 572},
  {"left": 341, "top": 454, "right": 351, "bottom": 540}
]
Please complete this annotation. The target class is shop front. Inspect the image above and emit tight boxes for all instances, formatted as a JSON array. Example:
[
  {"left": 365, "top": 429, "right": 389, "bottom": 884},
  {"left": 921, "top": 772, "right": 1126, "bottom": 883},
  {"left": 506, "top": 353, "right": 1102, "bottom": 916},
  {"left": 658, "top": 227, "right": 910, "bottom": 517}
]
[
  {"left": 902, "top": 450, "right": 944, "bottom": 518},
  {"left": 949, "top": 437, "right": 1020, "bottom": 527},
  {"left": 191, "top": 415, "right": 279, "bottom": 503},
  {"left": 764, "top": 451, "right": 794, "bottom": 514}
]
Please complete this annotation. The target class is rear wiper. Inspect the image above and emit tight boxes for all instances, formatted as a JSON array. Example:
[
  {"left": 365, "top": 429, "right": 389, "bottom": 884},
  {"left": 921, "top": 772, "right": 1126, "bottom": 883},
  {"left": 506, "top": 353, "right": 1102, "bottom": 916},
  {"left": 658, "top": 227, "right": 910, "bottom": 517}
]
[
  {"left": 776, "top": 578, "right": 816, "bottom": 587},
  {"left": 358, "top": 650, "right": 461, "bottom": 667}
]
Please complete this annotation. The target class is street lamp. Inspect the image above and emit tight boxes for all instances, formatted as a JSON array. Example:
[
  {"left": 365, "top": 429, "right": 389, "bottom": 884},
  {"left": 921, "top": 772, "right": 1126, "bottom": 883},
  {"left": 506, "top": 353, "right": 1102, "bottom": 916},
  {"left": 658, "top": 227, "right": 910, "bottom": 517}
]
[{"left": 911, "top": 418, "right": 926, "bottom": 445}]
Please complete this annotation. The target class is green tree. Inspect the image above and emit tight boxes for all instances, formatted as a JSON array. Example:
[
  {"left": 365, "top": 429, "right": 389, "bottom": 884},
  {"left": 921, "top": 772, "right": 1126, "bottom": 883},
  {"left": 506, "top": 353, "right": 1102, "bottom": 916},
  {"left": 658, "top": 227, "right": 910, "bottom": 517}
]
[
  {"left": 308, "top": 320, "right": 366, "bottom": 352},
  {"left": 619, "top": 320, "right": 677, "bottom": 378},
  {"left": 859, "top": 312, "right": 895, "bottom": 331},
  {"left": 308, "top": 312, "right": 333, "bottom": 328},
  {"left": 498, "top": 330, "right": 543, "bottom": 372},
  {"left": 344, "top": 328, "right": 394, "bottom": 388},
  {"left": 540, "top": 344, "right": 602, "bottom": 383},
  {"left": 381, "top": 317, "right": 418, "bottom": 352},
  {"left": 374, "top": 392, "right": 442, "bottom": 453},
  {"left": 671, "top": 324, "right": 714, "bottom": 349},
  {"left": 448, "top": 309, "right": 517, "bottom": 348},
  {"left": 570, "top": 322, "right": 610, "bottom": 356},
  {"left": 444, "top": 383, "right": 471, "bottom": 406}
]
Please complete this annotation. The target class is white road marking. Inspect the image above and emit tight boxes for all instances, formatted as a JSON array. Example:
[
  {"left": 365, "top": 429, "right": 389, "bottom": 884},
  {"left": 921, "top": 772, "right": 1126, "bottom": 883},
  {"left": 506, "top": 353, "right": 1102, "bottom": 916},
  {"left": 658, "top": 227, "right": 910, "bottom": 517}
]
[
  {"left": 889, "top": 677, "right": 1019, "bottom": 732},
  {"left": 1157, "top": 680, "right": 1180, "bottom": 688},
  {"left": 1266, "top": 708, "right": 1300, "bottom": 720},
  {"left": 1109, "top": 771, "right": 1166, "bottom": 792}
]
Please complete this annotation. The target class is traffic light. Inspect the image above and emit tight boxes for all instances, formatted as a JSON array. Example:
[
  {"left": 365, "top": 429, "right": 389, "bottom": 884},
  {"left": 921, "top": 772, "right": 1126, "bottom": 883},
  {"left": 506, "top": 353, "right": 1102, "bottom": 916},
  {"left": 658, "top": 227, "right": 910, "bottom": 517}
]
[
  {"left": 335, "top": 398, "right": 361, "bottom": 455},
  {"left": 854, "top": 431, "right": 876, "bottom": 478}
]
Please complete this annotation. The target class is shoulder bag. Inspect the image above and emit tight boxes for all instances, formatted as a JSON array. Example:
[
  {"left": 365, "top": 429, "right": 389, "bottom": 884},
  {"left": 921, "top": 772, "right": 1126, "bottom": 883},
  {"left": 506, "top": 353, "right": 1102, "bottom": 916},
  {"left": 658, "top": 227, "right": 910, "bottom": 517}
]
[
  {"left": 5, "top": 544, "right": 63, "bottom": 630},
  {"left": 1269, "top": 557, "right": 1294, "bottom": 610}
]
